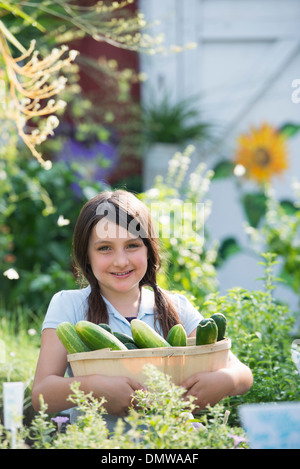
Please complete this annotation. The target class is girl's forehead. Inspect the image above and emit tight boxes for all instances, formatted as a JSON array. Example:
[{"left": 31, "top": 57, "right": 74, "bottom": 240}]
[{"left": 92, "top": 220, "right": 138, "bottom": 241}]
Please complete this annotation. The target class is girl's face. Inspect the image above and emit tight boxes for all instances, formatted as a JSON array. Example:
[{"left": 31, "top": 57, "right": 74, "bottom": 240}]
[{"left": 87, "top": 220, "right": 148, "bottom": 299}]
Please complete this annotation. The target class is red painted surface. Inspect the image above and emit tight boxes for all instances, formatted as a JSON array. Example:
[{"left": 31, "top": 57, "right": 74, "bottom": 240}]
[{"left": 67, "top": 1, "right": 142, "bottom": 188}]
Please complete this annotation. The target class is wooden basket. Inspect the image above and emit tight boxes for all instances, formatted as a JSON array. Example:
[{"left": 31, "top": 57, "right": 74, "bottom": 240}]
[{"left": 68, "top": 337, "right": 231, "bottom": 386}]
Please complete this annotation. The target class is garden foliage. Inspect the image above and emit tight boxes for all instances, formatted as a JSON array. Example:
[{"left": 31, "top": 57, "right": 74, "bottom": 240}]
[
  {"left": 246, "top": 182, "right": 300, "bottom": 304},
  {"left": 0, "top": 0, "right": 300, "bottom": 450},
  {"left": 0, "top": 365, "right": 248, "bottom": 449},
  {"left": 0, "top": 251, "right": 299, "bottom": 448},
  {"left": 203, "top": 254, "right": 300, "bottom": 423}
]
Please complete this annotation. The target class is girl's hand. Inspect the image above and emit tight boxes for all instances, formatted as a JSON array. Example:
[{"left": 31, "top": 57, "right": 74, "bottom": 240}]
[
  {"left": 181, "top": 352, "right": 253, "bottom": 412},
  {"left": 181, "top": 369, "right": 234, "bottom": 412},
  {"left": 87, "top": 374, "right": 144, "bottom": 417}
]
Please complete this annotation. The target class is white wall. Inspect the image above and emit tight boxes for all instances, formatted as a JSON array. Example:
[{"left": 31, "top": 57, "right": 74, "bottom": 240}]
[{"left": 139, "top": 0, "right": 300, "bottom": 310}]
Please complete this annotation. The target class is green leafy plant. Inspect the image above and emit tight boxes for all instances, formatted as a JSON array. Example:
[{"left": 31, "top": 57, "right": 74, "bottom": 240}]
[
  {"left": 0, "top": 0, "right": 167, "bottom": 171},
  {"left": 0, "top": 0, "right": 170, "bottom": 311},
  {"left": 0, "top": 158, "right": 100, "bottom": 312},
  {"left": 142, "top": 94, "right": 213, "bottom": 145},
  {"left": 202, "top": 253, "right": 300, "bottom": 423},
  {"left": 21, "top": 365, "right": 247, "bottom": 450},
  {"left": 0, "top": 305, "right": 41, "bottom": 427},
  {"left": 245, "top": 183, "right": 300, "bottom": 309}
]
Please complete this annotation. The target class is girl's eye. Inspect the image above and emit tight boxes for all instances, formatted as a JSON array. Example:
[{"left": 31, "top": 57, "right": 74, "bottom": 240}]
[
  {"left": 127, "top": 242, "right": 141, "bottom": 249},
  {"left": 98, "top": 245, "right": 111, "bottom": 252},
  {"left": 97, "top": 241, "right": 142, "bottom": 251}
]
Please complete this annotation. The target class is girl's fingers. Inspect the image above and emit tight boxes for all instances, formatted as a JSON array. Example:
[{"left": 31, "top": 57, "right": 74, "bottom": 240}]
[{"left": 181, "top": 373, "right": 200, "bottom": 391}]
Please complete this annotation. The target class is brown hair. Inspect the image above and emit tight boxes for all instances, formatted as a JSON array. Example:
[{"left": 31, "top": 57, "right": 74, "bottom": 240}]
[{"left": 72, "top": 189, "right": 181, "bottom": 338}]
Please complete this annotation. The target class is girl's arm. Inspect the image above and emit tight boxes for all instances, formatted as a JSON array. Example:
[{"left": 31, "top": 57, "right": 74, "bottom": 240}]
[
  {"left": 32, "top": 329, "right": 143, "bottom": 417},
  {"left": 181, "top": 329, "right": 253, "bottom": 411}
]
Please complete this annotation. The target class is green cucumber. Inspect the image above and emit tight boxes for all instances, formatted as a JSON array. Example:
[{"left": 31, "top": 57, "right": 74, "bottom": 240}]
[
  {"left": 166, "top": 324, "right": 187, "bottom": 346},
  {"left": 113, "top": 331, "right": 137, "bottom": 346},
  {"left": 196, "top": 318, "right": 218, "bottom": 345},
  {"left": 75, "top": 320, "right": 127, "bottom": 351},
  {"left": 130, "top": 319, "right": 170, "bottom": 349},
  {"left": 124, "top": 342, "right": 139, "bottom": 349},
  {"left": 56, "top": 322, "right": 91, "bottom": 354},
  {"left": 98, "top": 323, "right": 113, "bottom": 334},
  {"left": 210, "top": 313, "right": 227, "bottom": 341}
]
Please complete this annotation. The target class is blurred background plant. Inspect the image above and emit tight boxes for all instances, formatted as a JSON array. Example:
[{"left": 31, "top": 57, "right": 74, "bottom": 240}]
[
  {"left": 231, "top": 122, "right": 300, "bottom": 316},
  {"left": 232, "top": 122, "right": 297, "bottom": 231},
  {"left": 233, "top": 123, "right": 289, "bottom": 185},
  {"left": 211, "top": 121, "right": 300, "bottom": 318},
  {"left": 0, "top": 305, "right": 41, "bottom": 427},
  {"left": 245, "top": 181, "right": 300, "bottom": 315},
  {"left": 140, "top": 145, "right": 219, "bottom": 306},
  {"left": 141, "top": 93, "right": 213, "bottom": 145},
  {"left": 0, "top": 0, "right": 165, "bottom": 314},
  {"left": 141, "top": 91, "right": 215, "bottom": 191}
]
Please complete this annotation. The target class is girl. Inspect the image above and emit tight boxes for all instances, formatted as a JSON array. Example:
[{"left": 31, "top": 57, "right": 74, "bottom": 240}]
[{"left": 32, "top": 190, "right": 252, "bottom": 430}]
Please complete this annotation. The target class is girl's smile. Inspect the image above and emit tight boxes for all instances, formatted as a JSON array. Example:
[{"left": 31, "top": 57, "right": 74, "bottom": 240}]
[
  {"left": 87, "top": 221, "right": 148, "bottom": 304},
  {"left": 110, "top": 270, "right": 134, "bottom": 277}
]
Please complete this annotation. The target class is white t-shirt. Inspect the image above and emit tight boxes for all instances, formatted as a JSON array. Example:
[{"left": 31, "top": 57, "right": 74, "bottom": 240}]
[{"left": 42, "top": 285, "right": 202, "bottom": 337}]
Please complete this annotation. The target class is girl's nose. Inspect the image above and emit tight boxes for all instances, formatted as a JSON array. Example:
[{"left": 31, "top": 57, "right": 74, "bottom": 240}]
[{"left": 113, "top": 249, "right": 129, "bottom": 268}]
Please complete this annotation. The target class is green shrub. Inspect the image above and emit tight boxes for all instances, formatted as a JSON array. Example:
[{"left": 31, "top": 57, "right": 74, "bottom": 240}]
[
  {"left": 201, "top": 253, "right": 300, "bottom": 423},
  {"left": 2, "top": 365, "right": 248, "bottom": 449},
  {"left": 0, "top": 306, "right": 41, "bottom": 425},
  {"left": 0, "top": 158, "right": 106, "bottom": 313},
  {"left": 246, "top": 183, "right": 300, "bottom": 308}
]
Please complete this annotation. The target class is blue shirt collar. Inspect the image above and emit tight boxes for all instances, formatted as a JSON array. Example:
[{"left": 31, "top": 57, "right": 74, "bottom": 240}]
[{"left": 102, "top": 287, "right": 155, "bottom": 325}]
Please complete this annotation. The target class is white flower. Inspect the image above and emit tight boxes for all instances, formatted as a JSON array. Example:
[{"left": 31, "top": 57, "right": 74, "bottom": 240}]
[
  {"left": 69, "top": 50, "right": 79, "bottom": 61},
  {"left": 57, "top": 99, "right": 67, "bottom": 110},
  {"left": 146, "top": 188, "right": 159, "bottom": 198},
  {"left": 42, "top": 160, "right": 52, "bottom": 170},
  {"left": 3, "top": 268, "right": 19, "bottom": 279},
  {"left": 47, "top": 115, "right": 59, "bottom": 129},
  {"left": 233, "top": 164, "right": 246, "bottom": 177},
  {"left": 57, "top": 215, "right": 70, "bottom": 227}
]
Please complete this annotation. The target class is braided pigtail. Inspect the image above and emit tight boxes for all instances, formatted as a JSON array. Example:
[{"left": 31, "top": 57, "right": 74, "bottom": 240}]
[
  {"left": 152, "top": 283, "right": 182, "bottom": 339},
  {"left": 87, "top": 281, "right": 109, "bottom": 324}
]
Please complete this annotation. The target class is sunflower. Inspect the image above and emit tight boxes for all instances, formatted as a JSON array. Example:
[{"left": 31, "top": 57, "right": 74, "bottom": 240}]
[{"left": 234, "top": 123, "right": 289, "bottom": 184}]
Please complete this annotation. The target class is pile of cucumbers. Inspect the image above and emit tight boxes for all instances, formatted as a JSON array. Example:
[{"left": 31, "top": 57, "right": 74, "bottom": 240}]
[{"left": 56, "top": 312, "right": 227, "bottom": 355}]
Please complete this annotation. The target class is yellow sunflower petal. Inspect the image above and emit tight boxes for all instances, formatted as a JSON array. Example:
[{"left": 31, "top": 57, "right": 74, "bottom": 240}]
[{"left": 234, "top": 123, "right": 289, "bottom": 183}]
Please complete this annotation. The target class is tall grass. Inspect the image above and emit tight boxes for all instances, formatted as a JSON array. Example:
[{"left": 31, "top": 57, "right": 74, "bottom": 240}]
[{"left": 0, "top": 305, "right": 41, "bottom": 423}]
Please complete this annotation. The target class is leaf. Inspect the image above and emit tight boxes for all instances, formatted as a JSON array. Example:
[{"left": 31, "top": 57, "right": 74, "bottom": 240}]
[
  {"left": 278, "top": 122, "right": 300, "bottom": 138},
  {"left": 242, "top": 191, "right": 267, "bottom": 228},
  {"left": 0, "top": 2, "right": 46, "bottom": 32},
  {"left": 217, "top": 237, "right": 241, "bottom": 266},
  {"left": 279, "top": 199, "right": 298, "bottom": 215},
  {"left": 212, "top": 160, "right": 235, "bottom": 179},
  {"left": 0, "top": 19, "right": 26, "bottom": 53}
]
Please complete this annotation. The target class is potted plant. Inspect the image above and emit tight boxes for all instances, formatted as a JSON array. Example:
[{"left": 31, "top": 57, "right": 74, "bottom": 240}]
[{"left": 141, "top": 93, "right": 213, "bottom": 189}]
